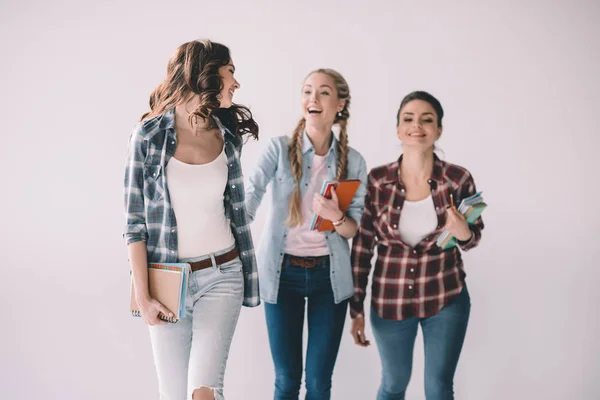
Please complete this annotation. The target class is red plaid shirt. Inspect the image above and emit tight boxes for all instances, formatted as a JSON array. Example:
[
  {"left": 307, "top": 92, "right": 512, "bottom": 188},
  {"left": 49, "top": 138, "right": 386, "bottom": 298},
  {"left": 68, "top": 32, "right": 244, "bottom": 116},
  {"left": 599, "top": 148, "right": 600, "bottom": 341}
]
[{"left": 350, "top": 155, "right": 484, "bottom": 320}]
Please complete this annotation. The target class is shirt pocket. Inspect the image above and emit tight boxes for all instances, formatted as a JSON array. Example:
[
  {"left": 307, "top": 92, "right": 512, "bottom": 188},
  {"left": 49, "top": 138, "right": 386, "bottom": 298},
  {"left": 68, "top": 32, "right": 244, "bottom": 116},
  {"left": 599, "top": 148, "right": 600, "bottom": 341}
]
[
  {"left": 273, "top": 169, "right": 296, "bottom": 196},
  {"left": 372, "top": 203, "right": 393, "bottom": 237},
  {"left": 275, "top": 167, "right": 295, "bottom": 183},
  {"left": 143, "top": 165, "right": 165, "bottom": 202}
]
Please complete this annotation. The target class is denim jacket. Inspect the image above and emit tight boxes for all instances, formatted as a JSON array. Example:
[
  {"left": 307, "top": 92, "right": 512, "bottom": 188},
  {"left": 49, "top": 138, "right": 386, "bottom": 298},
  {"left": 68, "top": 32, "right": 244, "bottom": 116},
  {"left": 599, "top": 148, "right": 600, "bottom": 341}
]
[{"left": 245, "top": 134, "right": 367, "bottom": 304}]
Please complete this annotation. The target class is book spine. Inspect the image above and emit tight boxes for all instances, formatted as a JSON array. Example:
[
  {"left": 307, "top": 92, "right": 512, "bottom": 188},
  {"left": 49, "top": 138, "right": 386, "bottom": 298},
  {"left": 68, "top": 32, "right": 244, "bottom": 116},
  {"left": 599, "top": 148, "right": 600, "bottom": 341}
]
[{"left": 148, "top": 264, "right": 185, "bottom": 272}]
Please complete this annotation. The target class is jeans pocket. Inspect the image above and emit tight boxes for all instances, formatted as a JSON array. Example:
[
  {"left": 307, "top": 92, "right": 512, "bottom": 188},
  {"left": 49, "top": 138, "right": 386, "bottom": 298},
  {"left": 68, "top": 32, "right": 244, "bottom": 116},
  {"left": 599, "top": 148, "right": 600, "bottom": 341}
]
[{"left": 218, "top": 257, "right": 243, "bottom": 275}]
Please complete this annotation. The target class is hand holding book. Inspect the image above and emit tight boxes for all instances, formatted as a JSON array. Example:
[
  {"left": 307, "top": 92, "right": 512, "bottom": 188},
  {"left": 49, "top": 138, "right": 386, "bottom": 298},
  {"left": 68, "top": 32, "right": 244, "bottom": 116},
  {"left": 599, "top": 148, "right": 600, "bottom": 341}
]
[
  {"left": 136, "top": 296, "right": 174, "bottom": 326},
  {"left": 444, "top": 194, "right": 472, "bottom": 242},
  {"left": 436, "top": 192, "right": 487, "bottom": 249},
  {"left": 312, "top": 187, "right": 344, "bottom": 223},
  {"left": 131, "top": 262, "right": 190, "bottom": 324},
  {"left": 310, "top": 179, "right": 361, "bottom": 232}
]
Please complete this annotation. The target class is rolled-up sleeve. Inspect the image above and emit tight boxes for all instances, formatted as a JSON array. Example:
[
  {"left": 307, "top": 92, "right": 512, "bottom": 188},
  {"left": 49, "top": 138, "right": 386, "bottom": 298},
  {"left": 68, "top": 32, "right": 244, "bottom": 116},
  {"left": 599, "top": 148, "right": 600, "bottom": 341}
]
[
  {"left": 457, "top": 172, "right": 484, "bottom": 251},
  {"left": 123, "top": 124, "right": 148, "bottom": 244},
  {"left": 349, "top": 171, "right": 377, "bottom": 318},
  {"left": 346, "top": 154, "right": 368, "bottom": 224}
]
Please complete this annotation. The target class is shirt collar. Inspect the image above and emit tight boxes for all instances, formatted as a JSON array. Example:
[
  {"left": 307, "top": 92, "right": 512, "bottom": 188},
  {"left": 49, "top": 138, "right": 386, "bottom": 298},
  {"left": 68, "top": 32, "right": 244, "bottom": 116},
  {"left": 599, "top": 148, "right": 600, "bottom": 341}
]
[
  {"left": 383, "top": 153, "right": 444, "bottom": 185},
  {"left": 158, "top": 107, "right": 175, "bottom": 131},
  {"left": 212, "top": 114, "right": 235, "bottom": 139},
  {"left": 154, "top": 108, "right": 234, "bottom": 140},
  {"left": 302, "top": 131, "right": 338, "bottom": 156}
]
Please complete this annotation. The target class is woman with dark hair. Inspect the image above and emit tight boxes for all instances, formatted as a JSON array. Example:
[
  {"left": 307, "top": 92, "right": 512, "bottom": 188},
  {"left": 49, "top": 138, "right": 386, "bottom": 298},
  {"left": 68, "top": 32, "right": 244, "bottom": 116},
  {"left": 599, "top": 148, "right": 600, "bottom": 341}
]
[
  {"left": 350, "top": 91, "right": 484, "bottom": 400},
  {"left": 123, "top": 39, "right": 259, "bottom": 400},
  {"left": 245, "top": 68, "right": 367, "bottom": 400}
]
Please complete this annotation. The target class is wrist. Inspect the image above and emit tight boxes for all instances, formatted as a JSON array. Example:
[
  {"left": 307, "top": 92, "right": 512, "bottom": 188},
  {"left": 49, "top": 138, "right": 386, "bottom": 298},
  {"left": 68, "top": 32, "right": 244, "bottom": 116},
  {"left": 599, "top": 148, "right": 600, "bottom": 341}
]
[
  {"left": 457, "top": 230, "right": 473, "bottom": 243},
  {"left": 136, "top": 291, "right": 152, "bottom": 305},
  {"left": 332, "top": 213, "right": 347, "bottom": 227}
]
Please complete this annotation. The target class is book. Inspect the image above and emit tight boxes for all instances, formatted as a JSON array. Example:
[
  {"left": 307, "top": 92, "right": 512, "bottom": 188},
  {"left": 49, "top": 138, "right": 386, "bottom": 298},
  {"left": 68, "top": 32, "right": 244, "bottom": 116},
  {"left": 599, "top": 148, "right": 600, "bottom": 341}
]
[
  {"left": 436, "top": 192, "right": 487, "bottom": 250},
  {"left": 309, "top": 179, "right": 361, "bottom": 232},
  {"left": 130, "top": 262, "right": 190, "bottom": 323}
]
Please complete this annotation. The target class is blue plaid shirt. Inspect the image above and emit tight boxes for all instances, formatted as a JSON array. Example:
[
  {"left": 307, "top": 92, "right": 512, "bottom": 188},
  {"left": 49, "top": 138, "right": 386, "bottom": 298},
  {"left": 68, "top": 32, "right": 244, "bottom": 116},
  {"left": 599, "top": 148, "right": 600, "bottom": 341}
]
[{"left": 123, "top": 108, "right": 260, "bottom": 307}]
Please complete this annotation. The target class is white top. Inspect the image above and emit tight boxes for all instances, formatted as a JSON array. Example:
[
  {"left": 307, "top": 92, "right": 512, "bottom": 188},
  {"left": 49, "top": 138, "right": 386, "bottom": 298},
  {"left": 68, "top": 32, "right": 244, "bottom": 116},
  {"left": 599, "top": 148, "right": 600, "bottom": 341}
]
[
  {"left": 284, "top": 154, "right": 330, "bottom": 256},
  {"left": 398, "top": 194, "right": 438, "bottom": 247},
  {"left": 166, "top": 148, "right": 235, "bottom": 259}
]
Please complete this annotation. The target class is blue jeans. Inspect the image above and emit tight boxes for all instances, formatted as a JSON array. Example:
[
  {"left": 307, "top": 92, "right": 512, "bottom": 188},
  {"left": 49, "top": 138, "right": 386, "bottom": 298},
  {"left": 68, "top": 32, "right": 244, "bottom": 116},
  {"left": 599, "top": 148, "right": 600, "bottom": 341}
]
[
  {"left": 264, "top": 255, "right": 348, "bottom": 400},
  {"left": 148, "top": 245, "right": 244, "bottom": 400},
  {"left": 371, "top": 286, "right": 471, "bottom": 400}
]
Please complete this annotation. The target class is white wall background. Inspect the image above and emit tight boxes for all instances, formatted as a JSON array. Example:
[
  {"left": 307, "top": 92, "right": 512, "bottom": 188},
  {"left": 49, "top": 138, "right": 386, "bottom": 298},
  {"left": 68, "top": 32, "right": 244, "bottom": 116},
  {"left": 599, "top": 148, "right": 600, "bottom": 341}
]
[{"left": 1, "top": 0, "right": 598, "bottom": 399}]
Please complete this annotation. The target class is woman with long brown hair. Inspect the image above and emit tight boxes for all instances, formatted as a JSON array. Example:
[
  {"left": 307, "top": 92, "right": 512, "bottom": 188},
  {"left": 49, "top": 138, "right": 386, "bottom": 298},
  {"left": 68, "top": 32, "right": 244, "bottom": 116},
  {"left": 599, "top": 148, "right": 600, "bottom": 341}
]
[
  {"left": 123, "top": 39, "right": 259, "bottom": 400},
  {"left": 245, "top": 68, "right": 367, "bottom": 400}
]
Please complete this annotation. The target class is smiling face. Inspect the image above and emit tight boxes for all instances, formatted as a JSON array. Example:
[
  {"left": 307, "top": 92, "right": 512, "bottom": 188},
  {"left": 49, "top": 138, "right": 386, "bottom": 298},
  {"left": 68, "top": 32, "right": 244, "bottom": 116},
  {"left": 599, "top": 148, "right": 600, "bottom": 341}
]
[
  {"left": 301, "top": 72, "right": 345, "bottom": 130},
  {"left": 396, "top": 99, "right": 442, "bottom": 150},
  {"left": 217, "top": 59, "right": 239, "bottom": 108}
]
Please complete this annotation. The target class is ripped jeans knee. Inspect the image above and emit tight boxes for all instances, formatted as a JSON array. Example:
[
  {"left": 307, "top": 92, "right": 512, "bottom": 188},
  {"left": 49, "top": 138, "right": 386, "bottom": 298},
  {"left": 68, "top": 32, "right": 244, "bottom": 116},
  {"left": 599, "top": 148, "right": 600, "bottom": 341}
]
[{"left": 192, "top": 385, "right": 223, "bottom": 400}]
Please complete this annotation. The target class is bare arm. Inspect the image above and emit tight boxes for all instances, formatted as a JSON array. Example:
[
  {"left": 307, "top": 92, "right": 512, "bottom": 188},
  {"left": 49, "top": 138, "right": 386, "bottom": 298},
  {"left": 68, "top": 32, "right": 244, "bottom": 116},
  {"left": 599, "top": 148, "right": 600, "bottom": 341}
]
[
  {"left": 129, "top": 241, "right": 150, "bottom": 303},
  {"left": 129, "top": 242, "right": 173, "bottom": 325}
]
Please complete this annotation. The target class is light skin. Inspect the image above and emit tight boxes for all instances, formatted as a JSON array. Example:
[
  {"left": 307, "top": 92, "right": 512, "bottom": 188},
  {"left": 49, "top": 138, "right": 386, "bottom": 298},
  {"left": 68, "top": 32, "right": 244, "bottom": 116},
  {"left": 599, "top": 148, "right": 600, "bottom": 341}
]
[
  {"left": 173, "top": 60, "right": 240, "bottom": 164},
  {"left": 128, "top": 60, "right": 240, "bottom": 325},
  {"left": 128, "top": 60, "right": 238, "bottom": 400},
  {"left": 302, "top": 72, "right": 357, "bottom": 238},
  {"left": 350, "top": 99, "right": 472, "bottom": 347}
]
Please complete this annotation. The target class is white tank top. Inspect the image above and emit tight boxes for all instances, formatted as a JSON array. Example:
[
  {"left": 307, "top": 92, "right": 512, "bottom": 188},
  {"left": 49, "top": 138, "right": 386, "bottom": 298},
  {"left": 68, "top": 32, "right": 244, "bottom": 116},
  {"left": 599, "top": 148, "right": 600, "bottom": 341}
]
[
  {"left": 398, "top": 194, "right": 438, "bottom": 247},
  {"left": 166, "top": 147, "right": 235, "bottom": 259},
  {"left": 284, "top": 154, "right": 329, "bottom": 256}
]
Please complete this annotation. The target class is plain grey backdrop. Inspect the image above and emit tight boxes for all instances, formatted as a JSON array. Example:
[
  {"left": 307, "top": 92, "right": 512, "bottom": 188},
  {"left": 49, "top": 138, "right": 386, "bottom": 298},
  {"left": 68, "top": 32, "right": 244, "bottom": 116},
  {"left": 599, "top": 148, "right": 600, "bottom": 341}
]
[{"left": 1, "top": 0, "right": 599, "bottom": 399}]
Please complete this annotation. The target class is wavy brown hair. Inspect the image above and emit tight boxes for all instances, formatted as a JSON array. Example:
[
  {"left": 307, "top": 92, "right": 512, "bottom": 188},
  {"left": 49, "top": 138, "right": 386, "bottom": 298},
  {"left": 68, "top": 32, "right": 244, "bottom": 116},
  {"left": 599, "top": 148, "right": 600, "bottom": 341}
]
[
  {"left": 141, "top": 39, "right": 258, "bottom": 140},
  {"left": 287, "top": 68, "right": 351, "bottom": 227}
]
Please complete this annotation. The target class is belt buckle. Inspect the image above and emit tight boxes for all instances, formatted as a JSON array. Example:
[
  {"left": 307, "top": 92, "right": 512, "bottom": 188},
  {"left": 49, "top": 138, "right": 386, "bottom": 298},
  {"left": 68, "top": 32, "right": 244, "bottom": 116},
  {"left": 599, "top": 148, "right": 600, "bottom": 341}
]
[{"left": 303, "top": 257, "right": 316, "bottom": 268}]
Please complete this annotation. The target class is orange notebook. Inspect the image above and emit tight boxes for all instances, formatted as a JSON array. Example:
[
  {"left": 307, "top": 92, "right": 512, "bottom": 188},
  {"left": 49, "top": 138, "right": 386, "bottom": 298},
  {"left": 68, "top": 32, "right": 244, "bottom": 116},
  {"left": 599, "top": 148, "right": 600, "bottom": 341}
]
[
  {"left": 130, "top": 263, "right": 189, "bottom": 323},
  {"left": 310, "top": 179, "right": 361, "bottom": 232}
]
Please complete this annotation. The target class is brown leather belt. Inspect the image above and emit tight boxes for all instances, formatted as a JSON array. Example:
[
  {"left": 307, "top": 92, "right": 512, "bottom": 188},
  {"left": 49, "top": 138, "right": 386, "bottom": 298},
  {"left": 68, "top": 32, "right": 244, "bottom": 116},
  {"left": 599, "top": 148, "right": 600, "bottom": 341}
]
[
  {"left": 286, "top": 255, "right": 329, "bottom": 268},
  {"left": 189, "top": 248, "right": 239, "bottom": 272}
]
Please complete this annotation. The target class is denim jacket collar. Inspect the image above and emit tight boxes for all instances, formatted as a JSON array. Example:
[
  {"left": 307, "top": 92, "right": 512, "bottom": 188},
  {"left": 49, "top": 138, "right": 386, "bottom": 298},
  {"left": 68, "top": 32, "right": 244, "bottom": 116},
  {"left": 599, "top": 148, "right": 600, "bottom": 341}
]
[{"left": 302, "top": 131, "right": 338, "bottom": 157}]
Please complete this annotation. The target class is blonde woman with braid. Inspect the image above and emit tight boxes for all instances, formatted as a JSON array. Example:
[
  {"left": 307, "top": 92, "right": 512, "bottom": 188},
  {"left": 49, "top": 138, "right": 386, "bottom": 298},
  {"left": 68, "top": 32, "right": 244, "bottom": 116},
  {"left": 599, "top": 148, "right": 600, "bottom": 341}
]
[{"left": 245, "top": 69, "right": 367, "bottom": 400}]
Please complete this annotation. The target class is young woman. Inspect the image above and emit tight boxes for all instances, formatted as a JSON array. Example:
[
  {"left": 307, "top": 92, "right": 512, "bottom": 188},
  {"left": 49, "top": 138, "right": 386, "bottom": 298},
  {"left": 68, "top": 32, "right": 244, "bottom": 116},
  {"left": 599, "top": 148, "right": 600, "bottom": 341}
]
[
  {"left": 350, "top": 91, "right": 484, "bottom": 400},
  {"left": 123, "top": 39, "right": 259, "bottom": 400},
  {"left": 245, "top": 69, "right": 367, "bottom": 400}
]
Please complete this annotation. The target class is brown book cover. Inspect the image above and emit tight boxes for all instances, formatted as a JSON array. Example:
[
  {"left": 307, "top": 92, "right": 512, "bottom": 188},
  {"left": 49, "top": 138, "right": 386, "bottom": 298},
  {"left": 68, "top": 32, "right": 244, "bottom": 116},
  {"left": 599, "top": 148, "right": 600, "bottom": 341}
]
[
  {"left": 310, "top": 179, "right": 361, "bottom": 232},
  {"left": 130, "top": 263, "right": 188, "bottom": 323}
]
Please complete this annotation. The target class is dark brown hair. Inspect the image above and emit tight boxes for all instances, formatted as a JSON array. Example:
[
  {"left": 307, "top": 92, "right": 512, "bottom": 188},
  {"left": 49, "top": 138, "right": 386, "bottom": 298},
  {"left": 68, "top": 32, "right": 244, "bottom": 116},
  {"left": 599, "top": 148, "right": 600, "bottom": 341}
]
[
  {"left": 396, "top": 91, "right": 444, "bottom": 128},
  {"left": 141, "top": 39, "right": 258, "bottom": 140}
]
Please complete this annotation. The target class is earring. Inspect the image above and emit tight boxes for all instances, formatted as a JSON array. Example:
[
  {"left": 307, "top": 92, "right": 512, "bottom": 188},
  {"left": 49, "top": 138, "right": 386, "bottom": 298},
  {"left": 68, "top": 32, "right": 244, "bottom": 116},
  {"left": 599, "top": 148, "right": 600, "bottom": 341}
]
[{"left": 337, "top": 111, "right": 342, "bottom": 117}]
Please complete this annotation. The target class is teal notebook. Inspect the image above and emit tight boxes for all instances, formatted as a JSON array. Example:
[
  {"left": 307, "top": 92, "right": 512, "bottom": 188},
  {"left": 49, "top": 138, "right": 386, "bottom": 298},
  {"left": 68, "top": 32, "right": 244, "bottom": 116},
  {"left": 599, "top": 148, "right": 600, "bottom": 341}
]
[{"left": 436, "top": 192, "right": 487, "bottom": 249}]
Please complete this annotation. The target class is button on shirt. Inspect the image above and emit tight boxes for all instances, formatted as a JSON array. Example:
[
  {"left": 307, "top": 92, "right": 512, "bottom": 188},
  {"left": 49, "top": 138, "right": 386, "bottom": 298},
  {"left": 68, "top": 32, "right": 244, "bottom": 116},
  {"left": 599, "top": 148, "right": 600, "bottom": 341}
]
[
  {"left": 245, "top": 134, "right": 368, "bottom": 304},
  {"left": 350, "top": 155, "right": 484, "bottom": 320},
  {"left": 123, "top": 109, "right": 260, "bottom": 307}
]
